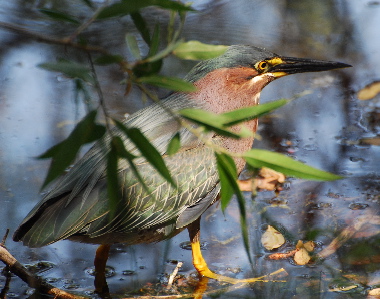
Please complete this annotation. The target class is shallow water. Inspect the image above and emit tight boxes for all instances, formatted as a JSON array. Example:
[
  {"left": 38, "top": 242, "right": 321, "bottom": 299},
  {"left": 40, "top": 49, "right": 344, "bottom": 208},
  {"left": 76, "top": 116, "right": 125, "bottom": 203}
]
[{"left": 1, "top": 0, "right": 379, "bottom": 298}]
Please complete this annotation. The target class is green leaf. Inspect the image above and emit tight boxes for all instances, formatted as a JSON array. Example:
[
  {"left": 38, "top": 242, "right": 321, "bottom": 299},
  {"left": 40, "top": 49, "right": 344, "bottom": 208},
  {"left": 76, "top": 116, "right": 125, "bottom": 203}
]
[
  {"left": 215, "top": 153, "right": 238, "bottom": 210},
  {"left": 215, "top": 153, "right": 252, "bottom": 264},
  {"left": 179, "top": 101, "right": 288, "bottom": 139},
  {"left": 126, "top": 34, "right": 141, "bottom": 59},
  {"left": 144, "top": 39, "right": 182, "bottom": 63},
  {"left": 39, "top": 9, "right": 80, "bottom": 24},
  {"left": 39, "top": 110, "right": 106, "bottom": 189},
  {"left": 173, "top": 41, "right": 228, "bottom": 60},
  {"left": 112, "top": 136, "right": 152, "bottom": 195},
  {"left": 38, "top": 61, "right": 95, "bottom": 84},
  {"left": 180, "top": 108, "right": 226, "bottom": 126},
  {"left": 167, "top": 132, "right": 181, "bottom": 155},
  {"left": 94, "top": 54, "right": 124, "bottom": 65},
  {"left": 133, "top": 60, "right": 163, "bottom": 77},
  {"left": 97, "top": 0, "right": 194, "bottom": 19},
  {"left": 74, "top": 79, "right": 91, "bottom": 107},
  {"left": 131, "top": 12, "right": 151, "bottom": 45},
  {"left": 179, "top": 108, "right": 242, "bottom": 139},
  {"left": 243, "top": 149, "right": 343, "bottom": 181},
  {"left": 114, "top": 120, "right": 176, "bottom": 187},
  {"left": 149, "top": 24, "right": 160, "bottom": 56},
  {"left": 222, "top": 99, "right": 289, "bottom": 126},
  {"left": 138, "top": 75, "right": 197, "bottom": 92}
]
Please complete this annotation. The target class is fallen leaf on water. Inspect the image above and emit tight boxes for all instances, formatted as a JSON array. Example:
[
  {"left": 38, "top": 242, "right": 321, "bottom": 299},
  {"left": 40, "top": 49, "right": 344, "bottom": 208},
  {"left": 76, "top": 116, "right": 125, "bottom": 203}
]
[
  {"left": 294, "top": 247, "right": 311, "bottom": 265},
  {"left": 304, "top": 240, "right": 316, "bottom": 252},
  {"left": 237, "top": 167, "right": 285, "bottom": 192},
  {"left": 261, "top": 225, "right": 285, "bottom": 250},
  {"left": 329, "top": 285, "right": 358, "bottom": 292},
  {"left": 357, "top": 80, "right": 380, "bottom": 100},
  {"left": 368, "top": 288, "right": 380, "bottom": 296},
  {"left": 293, "top": 240, "right": 316, "bottom": 265}
]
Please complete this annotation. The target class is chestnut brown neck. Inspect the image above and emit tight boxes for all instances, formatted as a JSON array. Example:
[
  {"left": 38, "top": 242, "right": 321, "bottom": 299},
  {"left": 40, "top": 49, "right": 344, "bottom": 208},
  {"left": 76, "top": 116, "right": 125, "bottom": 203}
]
[{"left": 191, "top": 67, "right": 275, "bottom": 173}]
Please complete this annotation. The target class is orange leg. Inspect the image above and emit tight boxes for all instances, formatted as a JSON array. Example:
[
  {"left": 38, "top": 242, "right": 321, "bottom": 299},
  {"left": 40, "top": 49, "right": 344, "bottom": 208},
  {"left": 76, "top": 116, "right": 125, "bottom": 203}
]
[{"left": 94, "top": 244, "right": 111, "bottom": 294}]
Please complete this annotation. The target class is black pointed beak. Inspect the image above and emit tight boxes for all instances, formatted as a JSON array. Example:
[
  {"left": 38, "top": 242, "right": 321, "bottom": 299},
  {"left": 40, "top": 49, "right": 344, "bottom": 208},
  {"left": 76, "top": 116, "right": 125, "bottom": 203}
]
[{"left": 271, "top": 57, "right": 352, "bottom": 76}]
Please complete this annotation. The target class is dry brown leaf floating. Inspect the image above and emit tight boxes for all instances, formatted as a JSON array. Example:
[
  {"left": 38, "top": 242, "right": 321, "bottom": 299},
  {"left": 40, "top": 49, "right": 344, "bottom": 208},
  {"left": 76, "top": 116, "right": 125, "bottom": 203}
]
[
  {"left": 357, "top": 80, "right": 380, "bottom": 100},
  {"left": 294, "top": 247, "right": 311, "bottom": 265},
  {"left": 368, "top": 288, "right": 380, "bottom": 296},
  {"left": 304, "top": 240, "right": 316, "bottom": 252},
  {"left": 261, "top": 225, "right": 285, "bottom": 250}
]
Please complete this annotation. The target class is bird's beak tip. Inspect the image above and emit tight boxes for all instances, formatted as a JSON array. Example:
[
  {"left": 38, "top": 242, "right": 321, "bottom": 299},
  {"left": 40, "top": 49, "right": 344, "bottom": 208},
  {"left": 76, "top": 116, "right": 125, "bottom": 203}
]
[
  {"left": 340, "top": 62, "right": 353, "bottom": 69},
  {"left": 271, "top": 57, "right": 352, "bottom": 76}
]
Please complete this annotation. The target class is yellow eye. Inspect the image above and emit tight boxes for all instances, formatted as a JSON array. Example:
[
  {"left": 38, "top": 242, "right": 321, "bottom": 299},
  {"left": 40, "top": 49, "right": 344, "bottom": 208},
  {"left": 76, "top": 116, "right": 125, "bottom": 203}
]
[{"left": 257, "top": 61, "right": 269, "bottom": 71}]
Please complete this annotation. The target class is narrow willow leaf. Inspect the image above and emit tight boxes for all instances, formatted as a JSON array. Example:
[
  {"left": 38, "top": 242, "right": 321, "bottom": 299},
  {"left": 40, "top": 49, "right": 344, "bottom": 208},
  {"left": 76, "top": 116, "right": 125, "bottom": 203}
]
[
  {"left": 131, "top": 12, "right": 151, "bottom": 45},
  {"left": 111, "top": 136, "right": 151, "bottom": 195},
  {"left": 173, "top": 41, "right": 228, "bottom": 60},
  {"left": 133, "top": 60, "right": 163, "bottom": 77},
  {"left": 97, "top": 2, "right": 141, "bottom": 19},
  {"left": 94, "top": 54, "right": 124, "bottom": 65},
  {"left": 38, "top": 61, "right": 95, "bottom": 84},
  {"left": 180, "top": 108, "right": 227, "bottom": 125},
  {"left": 149, "top": 24, "right": 160, "bottom": 56},
  {"left": 114, "top": 120, "right": 176, "bottom": 187},
  {"left": 97, "top": 0, "right": 194, "bottom": 19},
  {"left": 222, "top": 99, "right": 289, "bottom": 126},
  {"left": 74, "top": 79, "right": 91, "bottom": 108},
  {"left": 215, "top": 153, "right": 237, "bottom": 210},
  {"left": 179, "top": 108, "right": 241, "bottom": 139},
  {"left": 39, "top": 9, "right": 80, "bottom": 24},
  {"left": 180, "top": 101, "right": 287, "bottom": 139},
  {"left": 167, "top": 132, "right": 181, "bottom": 155},
  {"left": 126, "top": 34, "right": 141, "bottom": 59},
  {"left": 38, "top": 110, "right": 106, "bottom": 189},
  {"left": 107, "top": 138, "right": 121, "bottom": 218},
  {"left": 138, "top": 75, "right": 197, "bottom": 92},
  {"left": 144, "top": 40, "right": 182, "bottom": 63},
  {"left": 244, "top": 149, "right": 343, "bottom": 181}
]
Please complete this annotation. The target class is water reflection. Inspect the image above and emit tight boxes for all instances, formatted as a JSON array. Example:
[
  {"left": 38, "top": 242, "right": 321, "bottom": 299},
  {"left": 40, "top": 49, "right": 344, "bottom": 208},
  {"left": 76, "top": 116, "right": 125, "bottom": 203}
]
[{"left": 0, "top": 0, "right": 379, "bottom": 298}]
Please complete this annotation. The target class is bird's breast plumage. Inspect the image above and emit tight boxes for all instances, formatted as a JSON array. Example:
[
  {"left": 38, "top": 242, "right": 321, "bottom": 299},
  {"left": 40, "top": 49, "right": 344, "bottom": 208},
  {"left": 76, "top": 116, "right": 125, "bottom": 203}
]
[{"left": 191, "top": 67, "right": 269, "bottom": 172}]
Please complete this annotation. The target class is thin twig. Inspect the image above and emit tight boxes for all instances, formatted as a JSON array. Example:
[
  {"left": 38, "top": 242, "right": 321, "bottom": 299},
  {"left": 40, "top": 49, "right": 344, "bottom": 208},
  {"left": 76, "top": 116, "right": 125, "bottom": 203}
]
[
  {"left": 0, "top": 244, "right": 87, "bottom": 299},
  {"left": 0, "top": 265, "right": 11, "bottom": 299},
  {"left": 66, "top": 1, "right": 110, "bottom": 43},
  {"left": 87, "top": 53, "right": 112, "bottom": 131},
  {"left": 0, "top": 21, "right": 109, "bottom": 55},
  {"left": 166, "top": 261, "right": 183, "bottom": 289},
  {"left": 1, "top": 229, "right": 9, "bottom": 246}
]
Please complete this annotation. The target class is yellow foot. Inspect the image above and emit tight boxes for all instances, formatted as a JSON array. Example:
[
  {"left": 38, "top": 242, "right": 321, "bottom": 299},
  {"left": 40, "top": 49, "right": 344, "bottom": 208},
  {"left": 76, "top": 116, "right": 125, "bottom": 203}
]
[
  {"left": 196, "top": 267, "right": 285, "bottom": 284},
  {"left": 188, "top": 218, "right": 285, "bottom": 286},
  {"left": 192, "top": 240, "right": 285, "bottom": 284}
]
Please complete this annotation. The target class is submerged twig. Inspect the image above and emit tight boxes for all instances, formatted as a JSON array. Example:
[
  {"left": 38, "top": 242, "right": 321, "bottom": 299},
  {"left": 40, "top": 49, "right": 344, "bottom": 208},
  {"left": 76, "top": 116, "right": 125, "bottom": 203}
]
[
  {"left": 166, "top": 261, "right": 183, "bottom": 289},
  {"left": 0, "top": 244, "right": 87, "bottom": 299},
  {"left": 1, "top": 229, "right": 9, "bottom": 246},
  {"left": 318, "top": 215, "right": 380, "bottom": 259}
]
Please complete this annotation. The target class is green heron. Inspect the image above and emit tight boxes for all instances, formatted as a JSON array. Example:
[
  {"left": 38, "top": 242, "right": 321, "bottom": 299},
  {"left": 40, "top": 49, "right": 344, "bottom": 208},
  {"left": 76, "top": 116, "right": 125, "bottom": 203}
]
[{"left": 13, "top": 45, "right": 350, "bottom": 285}]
